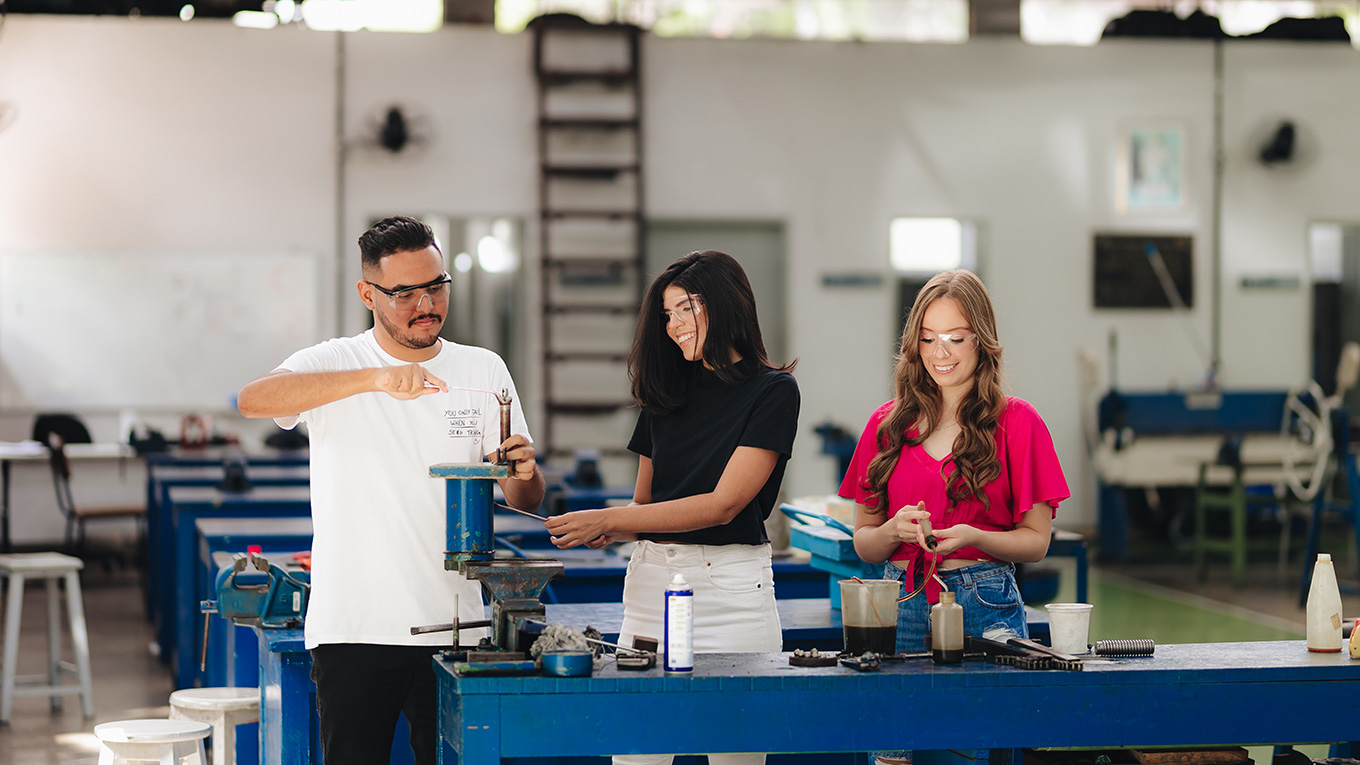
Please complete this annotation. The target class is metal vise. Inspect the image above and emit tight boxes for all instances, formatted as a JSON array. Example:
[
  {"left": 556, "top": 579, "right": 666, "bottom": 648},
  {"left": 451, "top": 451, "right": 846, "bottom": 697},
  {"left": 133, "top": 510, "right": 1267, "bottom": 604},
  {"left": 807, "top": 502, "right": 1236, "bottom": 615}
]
[
  {"left": 423, "top": 389, "right": 562, "bottom": 656},
  {"left": 201, "top": 551, "right": 310, "bottom": 629}
]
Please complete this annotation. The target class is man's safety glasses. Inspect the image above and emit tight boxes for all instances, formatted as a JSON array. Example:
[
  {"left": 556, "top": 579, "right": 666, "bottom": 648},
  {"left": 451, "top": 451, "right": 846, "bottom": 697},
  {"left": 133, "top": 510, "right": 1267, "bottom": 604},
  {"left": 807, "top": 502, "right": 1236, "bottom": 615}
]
[{"left": 367, "top": 273, "right": 453, "bottom": 310}]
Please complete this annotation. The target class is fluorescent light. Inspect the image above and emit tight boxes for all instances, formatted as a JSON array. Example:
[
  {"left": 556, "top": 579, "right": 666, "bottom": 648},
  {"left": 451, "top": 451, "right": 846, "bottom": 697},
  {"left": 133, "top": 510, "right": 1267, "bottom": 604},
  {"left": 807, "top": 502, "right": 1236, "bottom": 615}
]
[
  {"left": 301, "top": 0, "right": 366, "bottom": 31},
  {"left": 275, "top": 0, "right": 297, "bottom": 23},
  {"left": 232, "top": 10, "right": 279, "bottom": 29},
  {"left": 890, "top": 217, "right": 964, "bottom": 273},
  {"left": 365, "top": 0, "right": 443, "bottom": 33},
  {"left": 477, "top": 236, "right": 518, "bottom": 274}
]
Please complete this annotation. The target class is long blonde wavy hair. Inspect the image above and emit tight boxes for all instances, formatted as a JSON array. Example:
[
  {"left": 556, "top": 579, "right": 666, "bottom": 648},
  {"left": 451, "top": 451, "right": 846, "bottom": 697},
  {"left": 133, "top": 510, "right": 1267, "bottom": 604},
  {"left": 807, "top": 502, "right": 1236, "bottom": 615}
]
[{"left": 862, "top": 269, "right": 1007, "bottom": 514}]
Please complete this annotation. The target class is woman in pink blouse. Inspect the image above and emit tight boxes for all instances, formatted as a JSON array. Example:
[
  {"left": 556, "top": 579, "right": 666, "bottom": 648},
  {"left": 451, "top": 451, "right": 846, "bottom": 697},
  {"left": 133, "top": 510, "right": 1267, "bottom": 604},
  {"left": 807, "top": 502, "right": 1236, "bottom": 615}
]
[{"left": 839, "top": 269, "right": 1070, "bottom": 661}]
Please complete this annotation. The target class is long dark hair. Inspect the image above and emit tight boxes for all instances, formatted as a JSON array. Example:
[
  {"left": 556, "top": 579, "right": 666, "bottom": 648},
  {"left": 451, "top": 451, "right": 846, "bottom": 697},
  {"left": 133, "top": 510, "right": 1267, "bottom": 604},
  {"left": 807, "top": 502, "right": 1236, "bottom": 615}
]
[
  {"left": 629, "top": 250, "right": 795, "bottom": 414},
  {"left": 863, "top": 269, "right": 1007, "bottom": 513}
]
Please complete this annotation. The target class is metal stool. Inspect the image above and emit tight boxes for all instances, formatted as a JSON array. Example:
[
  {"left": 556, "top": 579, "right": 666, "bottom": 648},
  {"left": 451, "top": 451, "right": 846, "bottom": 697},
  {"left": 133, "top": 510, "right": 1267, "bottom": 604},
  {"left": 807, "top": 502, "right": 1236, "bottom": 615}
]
[
  {"left": 169, "top": 687, "right": 260, "bottom": 765},
  {"left": 0, "top": 552, "right": 95, "bottom": 722},
  {"left": 93, "top": 718, "right": 211, "bottom": 764}
]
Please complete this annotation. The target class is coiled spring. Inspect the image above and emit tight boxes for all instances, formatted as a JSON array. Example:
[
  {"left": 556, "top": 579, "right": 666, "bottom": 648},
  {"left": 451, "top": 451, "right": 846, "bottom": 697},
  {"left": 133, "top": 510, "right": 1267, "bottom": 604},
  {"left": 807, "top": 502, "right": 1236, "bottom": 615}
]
[{"left": 1094, "top": 638, "right": 1155, "bottom": 656}]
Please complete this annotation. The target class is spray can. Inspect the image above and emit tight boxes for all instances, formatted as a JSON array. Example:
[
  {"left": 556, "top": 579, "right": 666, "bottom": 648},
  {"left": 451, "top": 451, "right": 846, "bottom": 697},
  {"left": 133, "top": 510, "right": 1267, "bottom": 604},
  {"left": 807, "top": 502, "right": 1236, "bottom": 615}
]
[
  {"left": 930, "top": 591, "right": 964, "bottom": 664},
  {"left": 664, "top": 573, "right": 694, "bottom": 672},
  {"left": 1306, "top": 553, "right": 1343, "bottom": 652}
]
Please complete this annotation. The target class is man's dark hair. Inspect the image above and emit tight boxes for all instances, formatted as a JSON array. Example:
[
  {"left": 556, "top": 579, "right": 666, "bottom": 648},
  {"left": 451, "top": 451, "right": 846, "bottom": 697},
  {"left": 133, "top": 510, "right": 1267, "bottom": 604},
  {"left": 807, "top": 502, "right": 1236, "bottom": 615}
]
[{"left": 358, "top": 216, "right": 439, "bottom": 272}]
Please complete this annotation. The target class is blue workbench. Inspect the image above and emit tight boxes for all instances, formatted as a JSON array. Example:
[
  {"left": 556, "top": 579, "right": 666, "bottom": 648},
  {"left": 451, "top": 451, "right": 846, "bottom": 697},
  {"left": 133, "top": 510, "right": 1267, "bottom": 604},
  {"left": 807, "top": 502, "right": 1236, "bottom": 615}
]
[
  {"left": 143, "top": 447, "right": 310, "bottom": 468},
  {"left": 197, "top": 521, "right": 315, "bottom": 688},
  {"left": 258, "top": 599, "right": 1031, "bottom": 765},
  {"left": 168, "top": 485, "right": 312, "bottom": 688},
  {"left": 147, "top": 464, "right": 310, "bottom": 656},
  {"left": 435, "top": 641, "right": 1360, "bottom": 765}
]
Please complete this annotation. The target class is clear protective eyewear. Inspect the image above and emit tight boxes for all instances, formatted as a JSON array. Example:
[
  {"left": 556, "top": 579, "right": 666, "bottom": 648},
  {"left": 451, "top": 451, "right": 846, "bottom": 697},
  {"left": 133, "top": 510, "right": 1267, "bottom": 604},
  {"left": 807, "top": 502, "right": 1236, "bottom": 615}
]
[
  {"left": 662, "top": 299, "right": 704, "bottom": 326},
  {"left": 367, "top": 272, "right": 452, "bottom": 311},
  {"left": 918, "top": 331, "right": 977, "bottom": 358}
]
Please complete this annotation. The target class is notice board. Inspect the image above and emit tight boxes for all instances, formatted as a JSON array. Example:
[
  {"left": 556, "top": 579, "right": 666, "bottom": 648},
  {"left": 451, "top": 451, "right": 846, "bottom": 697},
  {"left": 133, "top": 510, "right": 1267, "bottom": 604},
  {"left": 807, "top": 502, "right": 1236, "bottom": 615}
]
[{"left": 1092, "top": 234, "right": 1194, "bottom": 309}]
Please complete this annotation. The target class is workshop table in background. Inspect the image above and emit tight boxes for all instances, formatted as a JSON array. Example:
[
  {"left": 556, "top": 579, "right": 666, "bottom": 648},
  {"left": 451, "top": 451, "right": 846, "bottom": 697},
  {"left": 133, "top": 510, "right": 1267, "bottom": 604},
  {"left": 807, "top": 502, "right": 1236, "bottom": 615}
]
[
  {"left": 167, "top": 484, "right": 312, "bottom": 688},
  {"left": 436, "top": 642, "right": 1360, "bottom": 765},
  {"left": 198, "top": 520, "right": 314, "bottom": 687},
  {"left": 0, "top": 440, "right": 135, "bottom": 553},
  {"left": 208, "top": 549, "right": 312, "bottom": 765},
  {"left": 147, "top": 464, "right": 310, "bottom": 649},
  {"left": 546, "top": 483, "right": 636, "bottom": 514},
  {"left": 143, "top": 446, "right": 309, "bottom": 469},
  {"left": 524, "top": 546, "right": 834, "bottom": 604}
]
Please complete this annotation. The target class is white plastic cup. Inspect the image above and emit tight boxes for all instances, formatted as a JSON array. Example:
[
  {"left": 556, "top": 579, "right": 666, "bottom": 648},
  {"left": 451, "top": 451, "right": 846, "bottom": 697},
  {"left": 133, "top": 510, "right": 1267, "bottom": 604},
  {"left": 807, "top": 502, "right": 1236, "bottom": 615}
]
[{"left": 1045, "top": 602, "right": 1093, "bottom": 655}]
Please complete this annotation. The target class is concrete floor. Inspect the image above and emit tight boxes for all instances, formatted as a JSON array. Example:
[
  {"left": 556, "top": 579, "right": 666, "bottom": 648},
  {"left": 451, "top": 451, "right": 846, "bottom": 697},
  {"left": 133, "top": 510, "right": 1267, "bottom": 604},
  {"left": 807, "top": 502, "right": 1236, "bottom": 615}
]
[{"left": 0, "top": 549, "right": 1354, "bottom": 764}]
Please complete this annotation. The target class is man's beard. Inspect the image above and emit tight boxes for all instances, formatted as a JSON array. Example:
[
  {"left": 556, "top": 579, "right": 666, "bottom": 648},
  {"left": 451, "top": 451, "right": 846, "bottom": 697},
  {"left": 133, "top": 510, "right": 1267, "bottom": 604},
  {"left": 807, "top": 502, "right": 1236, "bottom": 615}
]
[{"left": 375, "top": 307, "right": 444, "bottom": 350}]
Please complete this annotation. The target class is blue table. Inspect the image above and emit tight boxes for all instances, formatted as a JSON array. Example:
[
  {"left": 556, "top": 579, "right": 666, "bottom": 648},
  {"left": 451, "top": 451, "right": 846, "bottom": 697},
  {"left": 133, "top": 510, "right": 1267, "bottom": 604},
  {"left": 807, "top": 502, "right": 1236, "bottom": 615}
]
[
  {"left": 551, "top": 484, "right": 636, "bottom": 514},
  {"left": 514, "top": 547, "right": 829, "bottom": 604},
  {"left": 168, "top": 485, "right": 312, "bottom": 688},
  {"left": 198, "top": 521, "right": 315, "bottom": 688},
  {"left": 207, "top": 549, "right": 312, "bottom": 765},
  {"left": 147, "top": 464, "right": 310, "bottom": 655},
  {"left": 256, "top": 600, "right": 1052, "bottom": 765},
  {"left": 435, "top": 641, "right": 1360, "bottom": 765},
  {"left": 143, "top": 447, "right": 309, "bottom": 468}
]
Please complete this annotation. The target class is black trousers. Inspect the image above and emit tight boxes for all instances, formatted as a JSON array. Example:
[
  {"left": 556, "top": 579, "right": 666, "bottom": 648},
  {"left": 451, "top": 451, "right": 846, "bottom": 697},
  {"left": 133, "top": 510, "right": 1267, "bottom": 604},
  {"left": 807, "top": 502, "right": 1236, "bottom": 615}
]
[{"left": 311, "top": 643, "right": 442, "bottom": 765}]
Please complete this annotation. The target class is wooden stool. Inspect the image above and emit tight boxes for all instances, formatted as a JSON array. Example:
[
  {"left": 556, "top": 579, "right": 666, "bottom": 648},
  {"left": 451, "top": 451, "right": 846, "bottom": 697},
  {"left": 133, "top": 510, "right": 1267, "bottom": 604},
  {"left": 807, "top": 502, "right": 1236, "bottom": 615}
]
[
  {"left": 0, "top": 552, "right": 95, "bottom": 722},
  {"left": 169, "top": 687, "right": 260, "bottom": 765},
  {"left": 93, "top": 718, "right": 211, "bottom": 764}
]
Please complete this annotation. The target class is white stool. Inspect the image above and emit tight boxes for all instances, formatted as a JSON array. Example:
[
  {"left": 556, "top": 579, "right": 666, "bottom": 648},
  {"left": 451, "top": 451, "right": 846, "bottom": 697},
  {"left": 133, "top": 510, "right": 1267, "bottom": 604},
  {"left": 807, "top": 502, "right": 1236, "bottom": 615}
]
[
  {"left": 0, "top": 552, "right": 95, "bottom": 722},
  {"left": 94, "top": 718, "right": 211, "bottom": 764},
  {"left": 169, "top": 687, "right": 260, "bottom": 765}
]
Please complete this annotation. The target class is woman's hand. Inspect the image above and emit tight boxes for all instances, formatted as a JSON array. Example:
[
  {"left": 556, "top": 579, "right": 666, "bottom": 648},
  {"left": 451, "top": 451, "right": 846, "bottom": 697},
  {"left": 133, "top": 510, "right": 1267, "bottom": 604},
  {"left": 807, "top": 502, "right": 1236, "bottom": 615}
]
[
  {"left": 928, "top": 523, "right": 980, "bottom": 556},
  {"left": 546, "top": 508, "right": 612, "bottom": 549},
  {"left": 884, "top": 502, "right": 933, "bottom": 548}
]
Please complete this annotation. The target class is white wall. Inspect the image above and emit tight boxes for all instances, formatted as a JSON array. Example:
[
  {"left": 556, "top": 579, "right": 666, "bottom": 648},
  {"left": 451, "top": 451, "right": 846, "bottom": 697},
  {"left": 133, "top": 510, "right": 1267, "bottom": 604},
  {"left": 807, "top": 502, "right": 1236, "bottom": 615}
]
[{"left": 2, "top": 15, "right": 1357, "bottom": 542}]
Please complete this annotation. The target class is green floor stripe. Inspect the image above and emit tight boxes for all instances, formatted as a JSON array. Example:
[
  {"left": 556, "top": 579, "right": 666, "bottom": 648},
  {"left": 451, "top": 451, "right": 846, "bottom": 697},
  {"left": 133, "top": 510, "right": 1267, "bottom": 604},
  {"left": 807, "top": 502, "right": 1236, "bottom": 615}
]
[{"left": 1042, "top": 568, "right": 1304, "bottom": 645}]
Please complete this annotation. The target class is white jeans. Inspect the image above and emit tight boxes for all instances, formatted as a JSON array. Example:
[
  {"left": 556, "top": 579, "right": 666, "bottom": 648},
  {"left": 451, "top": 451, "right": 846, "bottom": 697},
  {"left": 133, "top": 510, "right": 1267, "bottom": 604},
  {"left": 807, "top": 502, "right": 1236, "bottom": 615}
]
[{"left": 613, "top": 540, "right": 782, "bottom": 765}]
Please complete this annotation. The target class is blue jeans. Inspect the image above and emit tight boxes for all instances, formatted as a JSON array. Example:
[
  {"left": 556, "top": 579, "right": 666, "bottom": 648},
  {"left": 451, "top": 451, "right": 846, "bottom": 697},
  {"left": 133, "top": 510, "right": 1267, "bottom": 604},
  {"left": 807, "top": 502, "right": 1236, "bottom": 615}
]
[
  {"left": 882, "top": 559, "right": 1028, "bottom": 652},
  {"left": 873, "top": 560, "right": 1026, "bottom": 765}
]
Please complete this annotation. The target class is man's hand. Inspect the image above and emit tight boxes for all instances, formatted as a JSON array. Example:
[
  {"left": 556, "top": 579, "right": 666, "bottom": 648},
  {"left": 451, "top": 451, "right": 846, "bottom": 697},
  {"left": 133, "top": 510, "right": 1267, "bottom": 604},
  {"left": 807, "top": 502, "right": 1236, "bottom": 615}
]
[
  {"left": 496, "top": 434, "right": 537, "bottom": 481},
  {"left": 373, "top": 364, "right": 447, "bottom": 400}
]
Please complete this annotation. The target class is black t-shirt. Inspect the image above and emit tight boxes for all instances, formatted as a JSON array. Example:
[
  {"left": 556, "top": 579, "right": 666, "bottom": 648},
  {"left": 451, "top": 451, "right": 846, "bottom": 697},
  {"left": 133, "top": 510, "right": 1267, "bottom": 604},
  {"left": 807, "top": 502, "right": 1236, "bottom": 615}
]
[{"left": 628, "top": 361, "right": 800, "bottom": 546}]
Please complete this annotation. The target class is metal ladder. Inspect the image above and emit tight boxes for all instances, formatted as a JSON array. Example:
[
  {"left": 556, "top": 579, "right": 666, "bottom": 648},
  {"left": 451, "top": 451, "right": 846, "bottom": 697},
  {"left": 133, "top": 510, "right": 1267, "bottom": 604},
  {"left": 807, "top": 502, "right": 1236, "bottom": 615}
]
[{"left": 532, "top": 16, "right": 646, "bottom": 463}]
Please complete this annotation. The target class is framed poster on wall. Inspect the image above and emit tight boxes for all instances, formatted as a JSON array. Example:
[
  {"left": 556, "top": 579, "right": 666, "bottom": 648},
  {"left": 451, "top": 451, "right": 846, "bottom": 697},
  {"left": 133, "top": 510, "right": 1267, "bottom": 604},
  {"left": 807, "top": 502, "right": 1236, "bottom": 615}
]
[{"left": 1115, "top": 123, "right": 1187, "bottom": 213}]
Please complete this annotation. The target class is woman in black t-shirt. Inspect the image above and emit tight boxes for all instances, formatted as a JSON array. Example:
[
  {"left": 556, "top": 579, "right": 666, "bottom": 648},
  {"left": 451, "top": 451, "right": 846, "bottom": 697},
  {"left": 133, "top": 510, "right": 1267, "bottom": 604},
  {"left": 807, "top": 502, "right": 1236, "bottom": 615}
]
[{"left": 547, "top": 250, "right": 799, "bottom": 765}]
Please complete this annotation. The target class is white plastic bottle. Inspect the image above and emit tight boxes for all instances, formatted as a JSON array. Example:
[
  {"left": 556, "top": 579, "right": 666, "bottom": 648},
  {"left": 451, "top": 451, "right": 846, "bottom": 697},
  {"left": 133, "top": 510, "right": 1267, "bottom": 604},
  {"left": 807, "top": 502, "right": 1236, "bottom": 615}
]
[
  {"left": 1306, "top": 553, "right": 1343, "bottom": 653},
  {"left": 664, "top": 573, "right": 694, "bottom": 672}
]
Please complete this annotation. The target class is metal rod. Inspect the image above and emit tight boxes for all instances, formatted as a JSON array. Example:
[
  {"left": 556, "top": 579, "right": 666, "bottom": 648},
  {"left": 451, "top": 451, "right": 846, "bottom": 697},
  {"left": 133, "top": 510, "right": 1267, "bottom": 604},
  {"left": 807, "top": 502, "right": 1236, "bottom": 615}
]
[
  {"left": 411, "top": 619, "right": 492, "bottom": 636},
  {"left": 496, "top": 503, "right": 550, "bottom": 522}
]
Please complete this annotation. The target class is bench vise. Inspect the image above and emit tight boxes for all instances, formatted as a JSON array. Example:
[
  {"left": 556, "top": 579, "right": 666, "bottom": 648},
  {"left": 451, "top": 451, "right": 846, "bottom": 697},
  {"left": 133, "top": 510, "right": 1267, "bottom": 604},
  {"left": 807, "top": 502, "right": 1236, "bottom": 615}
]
[{"left": 201, "top": 551, "right": 310, "bottom": 629}]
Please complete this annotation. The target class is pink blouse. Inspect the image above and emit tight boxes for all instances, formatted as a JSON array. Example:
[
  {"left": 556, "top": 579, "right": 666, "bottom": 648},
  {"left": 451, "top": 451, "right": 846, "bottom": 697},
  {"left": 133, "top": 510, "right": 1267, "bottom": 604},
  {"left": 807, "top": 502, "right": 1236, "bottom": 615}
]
[{"left": 838, "top": 397, "right": 1069, "bottom": 600}]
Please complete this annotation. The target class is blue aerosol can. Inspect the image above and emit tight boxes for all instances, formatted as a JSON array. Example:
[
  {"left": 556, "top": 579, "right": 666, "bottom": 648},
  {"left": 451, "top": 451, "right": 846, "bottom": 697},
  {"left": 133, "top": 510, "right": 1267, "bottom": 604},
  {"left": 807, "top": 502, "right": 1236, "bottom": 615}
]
[{"left": 664, "top": 573, "right": 694, "bottom": 673}]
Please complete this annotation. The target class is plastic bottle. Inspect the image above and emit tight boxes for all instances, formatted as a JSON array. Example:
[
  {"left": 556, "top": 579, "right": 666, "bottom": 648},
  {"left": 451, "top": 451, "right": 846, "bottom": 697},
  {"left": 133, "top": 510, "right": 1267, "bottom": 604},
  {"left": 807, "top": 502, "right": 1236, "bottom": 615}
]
[
  {"left": 930, "top": 591, "right": 964, "bottom": 664},
  {"left": 664, "top": 573, "right": 694, "bottom": 672},
  {"left": 1306, "top": 553, "right": 1343, "bottom": 653}
]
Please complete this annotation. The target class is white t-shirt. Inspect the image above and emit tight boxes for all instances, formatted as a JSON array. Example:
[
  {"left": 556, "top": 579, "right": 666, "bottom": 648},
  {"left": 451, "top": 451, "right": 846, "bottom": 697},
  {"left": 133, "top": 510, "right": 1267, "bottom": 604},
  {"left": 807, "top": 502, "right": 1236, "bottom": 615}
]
[{"left": 275, "top": 330, "right": 531, "bottom": 649}]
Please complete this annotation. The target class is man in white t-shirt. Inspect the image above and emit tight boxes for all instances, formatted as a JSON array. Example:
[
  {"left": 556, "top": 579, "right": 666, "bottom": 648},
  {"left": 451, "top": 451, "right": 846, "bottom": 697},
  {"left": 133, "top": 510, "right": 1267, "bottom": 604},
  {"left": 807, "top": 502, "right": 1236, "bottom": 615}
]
[{"left": 237, "top": 216, "right": 544, "bottom": 765}]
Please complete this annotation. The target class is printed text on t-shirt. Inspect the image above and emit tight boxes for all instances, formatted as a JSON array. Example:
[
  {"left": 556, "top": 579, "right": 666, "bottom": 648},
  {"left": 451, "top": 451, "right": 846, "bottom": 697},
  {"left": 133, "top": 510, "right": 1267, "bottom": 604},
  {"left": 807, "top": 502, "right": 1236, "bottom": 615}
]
[{"left": 445, "top": 408, "right": 482, "bottom": 440}]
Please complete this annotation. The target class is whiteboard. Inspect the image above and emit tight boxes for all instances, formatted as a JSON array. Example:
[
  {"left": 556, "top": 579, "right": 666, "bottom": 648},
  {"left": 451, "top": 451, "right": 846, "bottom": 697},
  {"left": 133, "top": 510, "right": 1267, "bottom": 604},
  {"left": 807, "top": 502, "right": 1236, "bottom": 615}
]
[{"left": 0, "top": 251, "right": 320, "bottom": 411}]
